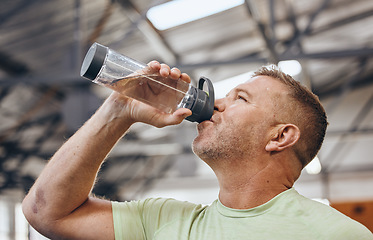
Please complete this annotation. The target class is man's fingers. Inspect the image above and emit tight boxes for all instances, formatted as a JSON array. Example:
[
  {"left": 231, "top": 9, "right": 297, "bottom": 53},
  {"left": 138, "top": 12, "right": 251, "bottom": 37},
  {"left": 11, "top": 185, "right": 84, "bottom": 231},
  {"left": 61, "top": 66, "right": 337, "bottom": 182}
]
[
  {"left": 154, "top": 108, "right": 192, "bottom": 127},
  {"left": 174, "top": 108, "right": 192, "bottom": 117},
  {"left": 147, "top": 61, "right": 161, "bottom": 73},
  {"left": 170, "top": 67, "right": 181, "bottom": 79},
  {"left": 146, "top": 61, "right": 191, "bottom": 83},
  {"left": 160, "top": 63, "right": 171, "bottom": 77},
  {"left": 180, "top": 73, "right": 191, "bottom": 83}
]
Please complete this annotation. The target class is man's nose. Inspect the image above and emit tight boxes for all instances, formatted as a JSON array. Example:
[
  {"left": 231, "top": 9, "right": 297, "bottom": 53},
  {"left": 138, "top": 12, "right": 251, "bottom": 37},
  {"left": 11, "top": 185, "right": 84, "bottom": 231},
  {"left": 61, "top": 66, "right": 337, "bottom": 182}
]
[{"left": 214, "top": 98, "right": 226, "bottom": 112}]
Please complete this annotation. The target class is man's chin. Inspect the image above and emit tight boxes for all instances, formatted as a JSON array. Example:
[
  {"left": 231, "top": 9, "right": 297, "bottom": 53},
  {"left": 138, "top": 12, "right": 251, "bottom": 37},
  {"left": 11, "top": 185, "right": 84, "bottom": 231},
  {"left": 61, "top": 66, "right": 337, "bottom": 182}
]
[
  {"left": 192, "top": 137, "right": 211, "bottom": 160},
  {"left": 191, "top": 138, "right": 203, "bottom": 157}
]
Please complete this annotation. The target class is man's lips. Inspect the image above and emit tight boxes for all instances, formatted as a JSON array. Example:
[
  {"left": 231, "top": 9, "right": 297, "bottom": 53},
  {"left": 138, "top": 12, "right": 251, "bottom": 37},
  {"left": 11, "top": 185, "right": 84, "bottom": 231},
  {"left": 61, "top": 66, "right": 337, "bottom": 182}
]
[
  {"left": 197, "top": 117, "right": 215, "bottom": 129},
  {"left": 200, "top": 118, "right": 213, "bottom": 124}
]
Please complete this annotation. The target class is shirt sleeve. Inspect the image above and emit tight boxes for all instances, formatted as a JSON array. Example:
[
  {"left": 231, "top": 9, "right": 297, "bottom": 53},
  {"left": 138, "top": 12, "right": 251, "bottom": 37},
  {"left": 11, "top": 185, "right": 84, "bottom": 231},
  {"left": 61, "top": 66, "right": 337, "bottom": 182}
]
[
  {"left": 308, "top": 202, "right": 373, "bottom": 240},
  {"left": 112, "top": 200, "right": 146, "bottom": 240},
  {"left": 112, "top": 198, "right": 200, "bottom": 240},
  {"left": 328, "top": 217, "right": 373, "bottom": 240}
]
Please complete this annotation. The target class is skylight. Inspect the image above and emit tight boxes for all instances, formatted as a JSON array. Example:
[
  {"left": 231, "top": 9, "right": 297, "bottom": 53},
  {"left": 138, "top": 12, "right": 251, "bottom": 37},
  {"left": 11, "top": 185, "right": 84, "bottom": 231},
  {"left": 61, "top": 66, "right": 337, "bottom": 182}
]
[
  {"left": 147, "top": 0, "right": 244, "bottom": 30},
  {"left": 278, "top": 60, "right": 302, "bottom": 76},
  {"left": 214, "top": 71, "right": 253, "bottom": 99}
]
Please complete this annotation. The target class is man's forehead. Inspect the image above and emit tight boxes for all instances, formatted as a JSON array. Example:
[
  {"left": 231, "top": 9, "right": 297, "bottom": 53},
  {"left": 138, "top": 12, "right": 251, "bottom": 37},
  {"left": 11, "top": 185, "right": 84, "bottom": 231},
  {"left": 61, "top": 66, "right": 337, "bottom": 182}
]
[{"left": 236, "top": 75, "right": 285, "bottom": 91}]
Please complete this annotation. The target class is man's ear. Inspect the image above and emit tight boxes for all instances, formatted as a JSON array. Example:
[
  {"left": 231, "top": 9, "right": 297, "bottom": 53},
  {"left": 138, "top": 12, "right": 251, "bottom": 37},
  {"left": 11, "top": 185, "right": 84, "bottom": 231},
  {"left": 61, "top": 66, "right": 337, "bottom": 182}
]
[{"left": 265, "top": 124, "right": 300, "bottom": 152}]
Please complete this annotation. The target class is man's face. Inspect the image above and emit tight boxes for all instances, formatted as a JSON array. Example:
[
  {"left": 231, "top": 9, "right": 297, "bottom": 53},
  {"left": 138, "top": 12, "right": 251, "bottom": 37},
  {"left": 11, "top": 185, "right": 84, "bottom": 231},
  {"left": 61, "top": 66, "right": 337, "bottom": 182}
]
[{"left": 192, "top": 75, "right": 288, "bottom": 165}]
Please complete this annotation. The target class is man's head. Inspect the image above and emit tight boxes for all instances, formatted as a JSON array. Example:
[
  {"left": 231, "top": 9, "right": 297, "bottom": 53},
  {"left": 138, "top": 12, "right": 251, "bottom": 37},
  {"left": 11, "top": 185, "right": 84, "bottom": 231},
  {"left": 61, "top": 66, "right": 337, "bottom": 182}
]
[
  {"left": 192, "top": 64, "right": 327, "bottom": 171},
  {"left": 252, "top": 65, "right": 328, "bottom": 168}
]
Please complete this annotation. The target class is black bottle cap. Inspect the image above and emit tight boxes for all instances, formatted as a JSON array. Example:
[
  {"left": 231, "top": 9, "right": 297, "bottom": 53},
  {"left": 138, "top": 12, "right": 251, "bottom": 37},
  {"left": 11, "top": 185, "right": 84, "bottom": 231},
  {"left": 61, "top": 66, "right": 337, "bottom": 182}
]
[
  {"left": 80, "top": 43, "right": 108, "bottom": 80},
  {"left": 186, "top": 77, "right": 215, "bottom": 123}
]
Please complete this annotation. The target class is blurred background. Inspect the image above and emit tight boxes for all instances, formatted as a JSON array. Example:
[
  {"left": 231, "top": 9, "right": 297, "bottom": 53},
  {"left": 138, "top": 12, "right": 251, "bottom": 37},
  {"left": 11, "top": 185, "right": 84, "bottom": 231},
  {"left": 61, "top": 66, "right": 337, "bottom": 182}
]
[{"left": 0, "top": 0, "right": 372, "bottom": 239}]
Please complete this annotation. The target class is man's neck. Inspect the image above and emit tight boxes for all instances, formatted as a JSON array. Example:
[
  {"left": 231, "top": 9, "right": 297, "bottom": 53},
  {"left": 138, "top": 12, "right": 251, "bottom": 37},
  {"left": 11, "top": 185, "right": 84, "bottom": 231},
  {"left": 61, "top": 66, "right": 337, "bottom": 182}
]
[{"left": 216, "top": 160, "right": 295, "bottom": 209}]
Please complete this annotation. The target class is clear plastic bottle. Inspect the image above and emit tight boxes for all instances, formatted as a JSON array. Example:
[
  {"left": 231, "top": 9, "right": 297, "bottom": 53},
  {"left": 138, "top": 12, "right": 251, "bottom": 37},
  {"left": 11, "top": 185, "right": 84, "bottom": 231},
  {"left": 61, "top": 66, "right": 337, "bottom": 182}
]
[{"left": 80, "top": 42, "right": 214, "bottom": 123}]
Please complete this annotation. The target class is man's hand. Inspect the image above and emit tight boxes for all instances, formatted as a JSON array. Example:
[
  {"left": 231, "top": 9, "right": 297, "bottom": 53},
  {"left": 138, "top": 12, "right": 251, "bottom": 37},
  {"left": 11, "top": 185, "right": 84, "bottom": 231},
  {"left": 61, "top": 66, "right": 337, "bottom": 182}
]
[{"left": 105, "top": 60, "right": 192, "bottom": 128}]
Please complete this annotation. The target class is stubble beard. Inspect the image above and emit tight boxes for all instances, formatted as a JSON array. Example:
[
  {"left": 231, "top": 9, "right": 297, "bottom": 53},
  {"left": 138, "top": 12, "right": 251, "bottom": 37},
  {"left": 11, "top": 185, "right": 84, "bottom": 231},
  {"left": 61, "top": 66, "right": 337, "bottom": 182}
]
[
  {"left": 192, "top": 121, "right": 266, "bottom": 171},
  {"left": 192, "top": 128, "right": 252, "bottom": 165}
]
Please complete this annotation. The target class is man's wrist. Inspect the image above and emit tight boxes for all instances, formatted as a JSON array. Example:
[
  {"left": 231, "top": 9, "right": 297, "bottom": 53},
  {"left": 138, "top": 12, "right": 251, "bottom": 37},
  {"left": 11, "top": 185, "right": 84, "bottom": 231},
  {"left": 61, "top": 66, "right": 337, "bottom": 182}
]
[{"left": 89, "top": 93, "right": 134, "bottom": 136}]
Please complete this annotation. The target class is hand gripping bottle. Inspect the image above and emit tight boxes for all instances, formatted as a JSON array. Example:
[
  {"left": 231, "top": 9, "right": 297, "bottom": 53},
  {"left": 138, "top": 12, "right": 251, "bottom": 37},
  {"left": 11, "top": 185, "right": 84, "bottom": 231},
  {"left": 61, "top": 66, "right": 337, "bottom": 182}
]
[{"left": 80, "top": 42, "right": 214, "bottom": 123}]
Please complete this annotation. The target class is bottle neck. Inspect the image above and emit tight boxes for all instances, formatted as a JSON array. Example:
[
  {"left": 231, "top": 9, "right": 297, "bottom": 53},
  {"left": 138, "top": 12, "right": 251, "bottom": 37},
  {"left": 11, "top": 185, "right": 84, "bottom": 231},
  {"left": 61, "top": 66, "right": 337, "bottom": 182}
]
[{"left": 177, "top": 85, "right": 197, "bottom": 110}]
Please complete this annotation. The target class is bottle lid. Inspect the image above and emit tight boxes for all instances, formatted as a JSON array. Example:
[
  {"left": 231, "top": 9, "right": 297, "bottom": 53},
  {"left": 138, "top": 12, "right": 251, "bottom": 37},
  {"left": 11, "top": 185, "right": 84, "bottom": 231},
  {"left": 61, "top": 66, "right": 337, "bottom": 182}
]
[
  {"left": 186, "top": 77, "right": 215, "bottom": 123},
  {"left": 80, "top": 43, "right": 108, "bottom": 80}
]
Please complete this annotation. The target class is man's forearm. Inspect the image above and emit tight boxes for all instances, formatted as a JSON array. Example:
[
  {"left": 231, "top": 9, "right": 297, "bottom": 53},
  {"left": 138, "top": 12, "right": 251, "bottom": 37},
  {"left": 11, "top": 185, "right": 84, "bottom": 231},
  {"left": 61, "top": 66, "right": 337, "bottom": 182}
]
[{"left": 22, "top": 94, "right": 133, "bottom": 223}]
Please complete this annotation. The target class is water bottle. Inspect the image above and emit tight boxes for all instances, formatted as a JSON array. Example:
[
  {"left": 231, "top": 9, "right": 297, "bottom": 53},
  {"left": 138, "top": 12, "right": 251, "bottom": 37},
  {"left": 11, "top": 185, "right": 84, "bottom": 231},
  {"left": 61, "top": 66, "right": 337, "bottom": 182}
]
[{"left": 80, "top": 42, "right": 214, "bottom": 123}]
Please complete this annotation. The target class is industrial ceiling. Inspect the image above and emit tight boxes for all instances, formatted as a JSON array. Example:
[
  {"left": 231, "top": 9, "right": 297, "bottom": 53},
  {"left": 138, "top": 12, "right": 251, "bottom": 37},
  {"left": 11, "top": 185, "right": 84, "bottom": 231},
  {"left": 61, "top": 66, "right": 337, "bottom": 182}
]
[{"left": 0, "top": 0, "right": 373, "bottom": 202}]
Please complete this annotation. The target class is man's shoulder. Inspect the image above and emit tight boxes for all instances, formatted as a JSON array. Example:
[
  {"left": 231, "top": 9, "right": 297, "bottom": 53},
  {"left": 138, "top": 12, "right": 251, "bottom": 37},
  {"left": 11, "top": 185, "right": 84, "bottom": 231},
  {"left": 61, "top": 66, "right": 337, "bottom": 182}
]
[{"left": 286, "top": 190, "right": 373, "bottom": 239}]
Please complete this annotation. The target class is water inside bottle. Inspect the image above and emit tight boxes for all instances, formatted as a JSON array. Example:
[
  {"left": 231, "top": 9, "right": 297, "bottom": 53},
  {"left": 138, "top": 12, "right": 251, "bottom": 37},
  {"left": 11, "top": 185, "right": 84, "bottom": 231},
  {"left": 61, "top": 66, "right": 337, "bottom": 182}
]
[{"left": 95, "top": 74, "right": 191, "bottom": 113}]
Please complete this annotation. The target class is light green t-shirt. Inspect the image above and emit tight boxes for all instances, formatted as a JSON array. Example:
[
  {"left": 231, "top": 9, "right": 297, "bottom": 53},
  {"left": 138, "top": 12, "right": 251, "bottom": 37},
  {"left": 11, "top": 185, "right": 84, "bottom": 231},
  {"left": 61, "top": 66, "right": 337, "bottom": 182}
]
[{"left": 112, "top": 188, "right": 373, "bottom": 240}]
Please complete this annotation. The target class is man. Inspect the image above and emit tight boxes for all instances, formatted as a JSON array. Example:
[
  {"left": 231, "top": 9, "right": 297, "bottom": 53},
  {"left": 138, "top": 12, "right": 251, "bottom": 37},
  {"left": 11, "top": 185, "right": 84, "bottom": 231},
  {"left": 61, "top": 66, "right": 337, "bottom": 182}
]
[{"left": 22, "top": 61, "right": 372, "bottom": 239}]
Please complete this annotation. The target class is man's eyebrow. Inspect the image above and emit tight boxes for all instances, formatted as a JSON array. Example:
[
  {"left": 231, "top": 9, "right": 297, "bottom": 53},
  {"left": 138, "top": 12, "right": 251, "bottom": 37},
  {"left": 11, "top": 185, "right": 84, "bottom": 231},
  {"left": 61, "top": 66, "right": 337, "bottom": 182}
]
[
  {"left": 225, "top": 87, "right": 253, "bottom": 99},
  {"left": 229, "top": 87, "right": 253, "bottom": 98}
]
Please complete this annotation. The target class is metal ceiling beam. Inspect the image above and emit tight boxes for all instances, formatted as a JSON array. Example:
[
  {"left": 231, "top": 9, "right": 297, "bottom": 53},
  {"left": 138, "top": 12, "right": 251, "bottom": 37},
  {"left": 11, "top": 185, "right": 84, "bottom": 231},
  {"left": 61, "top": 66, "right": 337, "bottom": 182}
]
[
  {"left": 283, "top": 0, "right": 331, "bottom": 55},
  {"left": 283, "top": 0, "right": 314, "bottom": 89},
  {"left": 310, "top": 8, "right": 373, "bottom": 36},
  {"left": 72, "top": 0, "right": 83, "bottom": 73},
  {"left": 0, "top": 0, "right": 38, "bottom": 76},
  {"left": 323, "top": 93, "right": 373, "bottom": 173},
  {"left": 329, "top": 164, "right": 373, "bottom": 174},
  {"left": 314, "top": 57, "right": 370, "bottom": 99},
  {"left": 326, "top": 127, "right": 373, "bottom": 137},
  {"left": 269, "top": 0, "right": 277, "bottom": 47},
  {"left": 0, "top": 51, "right": 29, "bottom": 76},
  {"left": 316, "top": 72, "right": 373, "bottom": 98},
  {"left": 86, "top": 0, "right": 115, "bottom": 45},
  {"left": 177, "top": 47, "right": 373, "bottom": 70},
  {"left": 0, "top": 74, "right": 86, "bottom": 86},
  {"left": 116, "top": 0, "right": 178, "bottom": 64},
  {"left": 283, "top": 0, "right": 304, "bottom": 53},
  {"left": 290, "top": 48, "right": 373, "bottom": 60},
  {"left": 244, "top": 0, "right": 279, "bottom": 63},
  {"left": 1, "top": 47, "right": 372, "bottom": 86},
  {"left": 0, "top": 0, "right": 42, "bottom": 27}
]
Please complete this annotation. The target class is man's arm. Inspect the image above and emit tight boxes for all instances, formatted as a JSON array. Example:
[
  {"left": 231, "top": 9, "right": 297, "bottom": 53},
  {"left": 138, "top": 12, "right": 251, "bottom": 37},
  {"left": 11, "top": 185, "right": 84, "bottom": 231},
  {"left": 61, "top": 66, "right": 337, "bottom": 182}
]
[{"left": 22, "top": 61, "right": 192, "bottom": 240}]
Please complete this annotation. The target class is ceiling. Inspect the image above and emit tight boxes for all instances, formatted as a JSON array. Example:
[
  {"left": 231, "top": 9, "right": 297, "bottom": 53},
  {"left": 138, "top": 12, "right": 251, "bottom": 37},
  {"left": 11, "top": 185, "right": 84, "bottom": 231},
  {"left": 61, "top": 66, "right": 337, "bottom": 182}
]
[{"left": 0, "top": 0, "right": 373, "bottom": 202}]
